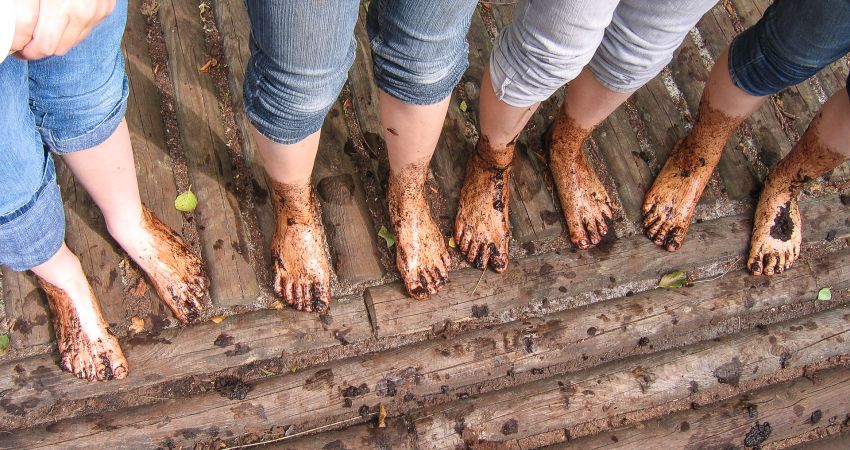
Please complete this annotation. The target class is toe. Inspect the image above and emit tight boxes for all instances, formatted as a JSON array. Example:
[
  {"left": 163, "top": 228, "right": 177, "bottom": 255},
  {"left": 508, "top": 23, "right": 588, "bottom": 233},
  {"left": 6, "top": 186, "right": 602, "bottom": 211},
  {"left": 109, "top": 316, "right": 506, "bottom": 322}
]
[
  {"left": 664, "top": 227, "right": 685, "bottom": 252},
  {"left": 764, "top": 254, "right": 778, "bottom": 276},
  {"left": 466, "top": 238, "right": 481, "bottom": 267},
  {"left": 584, "top": 220, "right": 602, "bottom": 246},
  {"left": 282, "top": 281, "right": 295, "bottom": 305},
  {"left": 311, "top": 282, "right": 330, "bottom": 313},
  {"left": 420, "top": 271, "right": 436, "bottom": 295},
  {"left": 652, "top": 222, "right": 673, "bottom": 246},
  {"left": 644, "top": 216, "right": 663, "bottom": 240},
  {"left": 748, "top": 252, "right": 763, "bottom": 276},
  {"left": 596, "top": 218, "right": 609, "bottom": 240},
  {"left": 407, "top": 274, "right": 428, "bottom": 301},
  {"left": 479, "top": 243, "right": 492, "bottom": 270},
  {"left": 568, "top": 219, "right": 590, "bottom": 250},
  {"left": 776, "top": 252, "right": 786, "bottom": 274}
]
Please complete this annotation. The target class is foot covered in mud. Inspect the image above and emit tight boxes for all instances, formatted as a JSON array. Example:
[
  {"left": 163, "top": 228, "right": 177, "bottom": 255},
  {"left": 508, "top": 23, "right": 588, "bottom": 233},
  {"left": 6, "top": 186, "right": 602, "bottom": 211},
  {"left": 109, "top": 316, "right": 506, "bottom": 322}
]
[
  {"left": 549, "top": 114, "right": 617, "bottom": 250},
  {"left": 747, "top": 178, "right": 802, "bottom": 276},
  {"left": 39, "top": 279, "right": 128, "bottom": 381},
  {"left": 119, "top": 207, "right": 208, "bottom": 324},
  {"left": 389, "top": 162, "right": 451, "bottom": 300},
  {"left": 455, "top": 146, "right": 512, "bottom": 272},
  {"left": 271, "top": 183, "right": 332, "bottom": 313},
  {"left": 641, "top": 138, "right": 720, "bottom": 252}
]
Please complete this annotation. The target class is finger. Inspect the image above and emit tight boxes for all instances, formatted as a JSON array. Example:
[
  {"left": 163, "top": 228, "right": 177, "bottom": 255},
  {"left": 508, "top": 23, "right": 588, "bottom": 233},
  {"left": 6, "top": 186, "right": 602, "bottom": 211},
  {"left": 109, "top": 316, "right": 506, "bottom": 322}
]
[
  {"left": 20, "top": 7, "right": 71, "bottom": 60},
  {"left": 54, "top": 20, "right": 86, "bottom": 56}
]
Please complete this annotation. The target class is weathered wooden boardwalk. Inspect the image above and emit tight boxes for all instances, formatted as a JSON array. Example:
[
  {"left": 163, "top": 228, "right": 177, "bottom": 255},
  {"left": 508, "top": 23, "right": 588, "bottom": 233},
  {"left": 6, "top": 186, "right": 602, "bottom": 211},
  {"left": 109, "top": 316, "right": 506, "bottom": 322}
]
[{"left": 1, "top": 0, "right": 850, "bottom": 448}]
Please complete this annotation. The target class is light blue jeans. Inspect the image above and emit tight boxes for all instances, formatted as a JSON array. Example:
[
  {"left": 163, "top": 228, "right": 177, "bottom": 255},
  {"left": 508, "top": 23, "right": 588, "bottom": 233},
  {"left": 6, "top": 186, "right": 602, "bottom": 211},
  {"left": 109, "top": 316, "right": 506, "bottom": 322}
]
[
  {"left": 0, "top": 0, "right": 129, "bottom": 271},
  {"left": 243, "top": 0, "right": 478, "bottom": 145},
  {"left": 491, "top": 0, "right": 718, "bottom": 107}
]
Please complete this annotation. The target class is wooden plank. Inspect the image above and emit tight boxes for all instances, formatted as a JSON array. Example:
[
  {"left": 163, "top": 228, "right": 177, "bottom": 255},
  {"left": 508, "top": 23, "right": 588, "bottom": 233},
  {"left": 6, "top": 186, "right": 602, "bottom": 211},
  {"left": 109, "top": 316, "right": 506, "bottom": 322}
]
[
  {"left": 591, "top": 104, "right": 654, "bottom": 226},
  {"left": 211, "top": 0, "right": 276, "bottom": 279},
  {"left": 366, "top": 194, "right": 850, "bottom": 338},
  {"left": 412, "top": 307, "right": 850, "bottom": 448},
  {"left": 4, "top": 243, "right": 849, "bottom": 444},
  {"left": 158, "top": 0, "right": 258, "bottom": 305},
  {"left": 562, "top": 366, "right": 850, "bottom": 450},
  {"left": 1, "top": 272, "right": 50, "bottom": 349},
  {"left": 313, "top": 102, "right": 384, "bottom": 285},
  {"left": 0, "top": 295, "right": 371, "bottom": 431},
  {"left": 265, "top": 418, "right": 414, "bottom": 450}
]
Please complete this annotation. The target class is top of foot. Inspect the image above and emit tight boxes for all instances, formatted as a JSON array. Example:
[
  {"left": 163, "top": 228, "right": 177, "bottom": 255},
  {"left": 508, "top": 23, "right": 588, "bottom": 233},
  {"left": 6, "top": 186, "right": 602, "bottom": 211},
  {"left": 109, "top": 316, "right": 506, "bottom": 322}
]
[
  {"left": 455, "top": 149, "right": 512, "bottom": 272},
  {"left": 389, "top": 162, "right": 451, "bottom": 300},
  {"left": 39, "top": 279, "right": 128, "bottom": 381},
  {"left": 271, "top": 183, "right": 332, "bottom": 313}
]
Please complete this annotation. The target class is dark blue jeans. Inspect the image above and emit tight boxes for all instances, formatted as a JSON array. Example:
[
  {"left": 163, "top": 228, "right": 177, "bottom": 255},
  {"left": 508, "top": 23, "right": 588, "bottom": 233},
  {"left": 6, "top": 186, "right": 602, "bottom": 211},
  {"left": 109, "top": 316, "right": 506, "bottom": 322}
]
[{"left": 728, "top": 0, "right": 850, "bottom": 97}]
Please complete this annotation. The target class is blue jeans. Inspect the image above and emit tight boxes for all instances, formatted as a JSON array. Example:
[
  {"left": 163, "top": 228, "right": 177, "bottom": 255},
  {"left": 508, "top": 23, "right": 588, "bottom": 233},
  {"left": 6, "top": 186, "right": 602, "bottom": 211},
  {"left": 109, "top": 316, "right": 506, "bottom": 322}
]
[
  {"left": 0, "top": 0, "right": 129, "bottom": 271},
  {"left": 729, "top": 0, "right": 850, "bottom": 97},
  {"left": 243, "top": 0, "right": 478, "bottom": 145}
]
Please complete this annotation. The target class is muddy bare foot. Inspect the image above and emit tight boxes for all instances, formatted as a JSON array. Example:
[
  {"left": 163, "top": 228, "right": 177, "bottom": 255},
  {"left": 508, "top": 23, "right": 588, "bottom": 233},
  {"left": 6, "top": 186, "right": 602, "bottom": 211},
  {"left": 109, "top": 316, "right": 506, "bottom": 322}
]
[
  {"left": 118, "top": 207, "right": 208, "bottom": 324},
  {"left": 642, "top": 100, "right": 742, "bottom": 251},
  {"left": 38, "top": 279, "right": 128, "bottom": 381},
  {"left": 389, "top": 162, "right": 451, "bottom": 300},
  {"left": 455, "top": 140, "right": 512, "bottom": 272},
  {"left": 747, "top": 183, "right": 801, "bottom": 276},
  {"left": 748, "top": 113, "right": 847, "bottom": 276},
  {"left": 271, "top": 182, "right": 331, "bottom": 312},
  {"left": 549, "top": 114, "right": 617, "bottom": 250}
]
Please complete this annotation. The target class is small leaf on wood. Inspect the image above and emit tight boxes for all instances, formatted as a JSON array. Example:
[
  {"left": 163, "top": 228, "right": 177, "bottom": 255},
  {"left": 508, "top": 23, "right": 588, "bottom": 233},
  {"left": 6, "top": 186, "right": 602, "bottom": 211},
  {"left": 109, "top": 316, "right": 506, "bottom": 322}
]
[
  {"left": 175, "top": 188, "right": 198, "bottom": 212},
  {"left": 259, "top": 367, "right": 275, "bottom": 376},
  {"left": 210, "top": 315, "right": 225, "bottom": 324},
  {"left": 0, "top": 335, "right": 9, "bottom": 354},
  {"left": 378, "top": 403, "right": 388, "bottom": 428},
  {"left": 129, "top": 317, "right": 145, "bottom": 334},
  {"left": 658, "top": 270, "right": 687, "bottom": 288},
  {"left": 448, "top": 237, "right": 457, "bottom": 248},
  {"left": 378, "top": 225, "right": 396, "bottom": 248},
  {"left": 459, "top": 100, "right": 468, "bottom": 112},
  {"left": 817, "top": 287, "right": 832, "bottom": 301}
]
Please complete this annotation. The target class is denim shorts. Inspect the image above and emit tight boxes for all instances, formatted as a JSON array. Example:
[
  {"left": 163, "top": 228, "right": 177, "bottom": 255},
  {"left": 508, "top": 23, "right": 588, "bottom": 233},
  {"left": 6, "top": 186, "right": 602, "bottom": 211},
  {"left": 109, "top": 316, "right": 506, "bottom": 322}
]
[
  {"left": 0, "top": 0, "right": 129, "bottom": 271},
  {"left": 490, "top": 0, "right": 719, "bottom": 107},
  {"left": 728, "top": 0, "right": 850, "bottom": 97},
  {"left": 243, "top": 0, "right": 478, "bottom": 145}
]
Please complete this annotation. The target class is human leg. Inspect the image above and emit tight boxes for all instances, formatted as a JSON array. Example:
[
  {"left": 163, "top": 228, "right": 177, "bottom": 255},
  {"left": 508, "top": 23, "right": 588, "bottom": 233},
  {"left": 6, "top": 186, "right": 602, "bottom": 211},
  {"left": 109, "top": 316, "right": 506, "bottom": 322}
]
[
  {"left": 369, "top": 0, "right": 476, "bottom": 297},
  {"left": 244, "top": 0, "right": 360, "bottom": 311}
]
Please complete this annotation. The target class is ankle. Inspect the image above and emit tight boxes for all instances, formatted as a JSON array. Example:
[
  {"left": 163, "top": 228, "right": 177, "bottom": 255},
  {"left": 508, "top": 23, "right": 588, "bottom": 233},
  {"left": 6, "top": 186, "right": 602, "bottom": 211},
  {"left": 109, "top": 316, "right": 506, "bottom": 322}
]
[{"left": 476, "top": 137, "right": 515, "bottom": 169}]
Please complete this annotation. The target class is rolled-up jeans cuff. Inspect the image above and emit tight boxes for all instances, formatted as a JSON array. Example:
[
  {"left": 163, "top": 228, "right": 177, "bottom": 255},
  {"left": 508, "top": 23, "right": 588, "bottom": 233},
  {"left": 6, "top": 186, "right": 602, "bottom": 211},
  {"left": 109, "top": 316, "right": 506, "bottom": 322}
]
[
  {"left": 373, "top": 53, "right": 468, "bottom": 106},
  {"left": 47, "top": 76, "right": 129, "bottom": 155},
  {"left": 0, "top": 161, "right": 65, "bottom": 271}
]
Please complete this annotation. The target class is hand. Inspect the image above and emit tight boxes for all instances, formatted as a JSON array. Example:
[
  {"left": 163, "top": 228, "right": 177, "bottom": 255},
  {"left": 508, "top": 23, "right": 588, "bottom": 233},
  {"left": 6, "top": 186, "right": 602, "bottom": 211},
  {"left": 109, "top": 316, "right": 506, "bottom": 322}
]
[
  {"left": 18, "top": 0, "right": 116, "bottom": 60},
  {"left": 11, "top": 0, "right": 40, "bottom": 53}
]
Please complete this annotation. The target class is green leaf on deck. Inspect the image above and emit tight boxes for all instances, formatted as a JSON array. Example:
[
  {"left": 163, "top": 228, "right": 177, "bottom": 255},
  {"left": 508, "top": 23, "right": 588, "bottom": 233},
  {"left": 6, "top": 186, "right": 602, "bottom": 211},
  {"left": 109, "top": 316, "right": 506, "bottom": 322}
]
[
  {"left": 0, "top": 335, "right": 9, "bottom": 354},
  {"left": 174, "top": 187, "right": 198, "bottom": 212},
  {"left": 658, "top": 270, "right": 687, "bottom": 289},
  {"left": 817, "top": 287, "right": 832, "bottom": 301},
  {"left": 378, "top": 225, "right": 396, "bottom": 248},
  {"left": 459, "top": 100, "right": 468, "bottom": 112}
]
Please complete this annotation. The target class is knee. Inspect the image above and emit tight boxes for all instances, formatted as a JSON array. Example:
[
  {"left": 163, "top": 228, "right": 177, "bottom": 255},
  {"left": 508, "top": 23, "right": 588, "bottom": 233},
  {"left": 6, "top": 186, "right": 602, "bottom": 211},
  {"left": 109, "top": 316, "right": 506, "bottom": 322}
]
[
  {"left": 489, "top": 26, "right": 592, "bottom": 107},
  {"left": 0, "top": 165, "right": 65, "bottom": 272},
  {"left": 244, "top": 46, "right": 353, "bottom": 144},
  {"left": 371, "top": 35, "right": 469, "bottom": 105}
]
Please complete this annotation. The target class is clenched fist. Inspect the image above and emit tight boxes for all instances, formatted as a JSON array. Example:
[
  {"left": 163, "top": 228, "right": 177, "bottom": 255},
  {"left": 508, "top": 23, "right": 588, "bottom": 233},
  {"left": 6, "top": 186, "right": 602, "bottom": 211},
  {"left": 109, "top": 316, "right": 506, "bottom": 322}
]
[{"left": 16, "top": 0, "right": 116, "bottom": 60}]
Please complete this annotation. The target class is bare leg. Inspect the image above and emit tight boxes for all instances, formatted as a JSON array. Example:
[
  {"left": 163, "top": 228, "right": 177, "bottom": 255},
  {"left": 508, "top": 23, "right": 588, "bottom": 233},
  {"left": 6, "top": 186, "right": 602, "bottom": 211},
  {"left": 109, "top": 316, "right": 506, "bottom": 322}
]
[
  {"left": 31, "top": 244, "right": 128, "bottom": 381},
  {"left": 252, "top": 128, "right": 331, "bottom": 312},
  {"left": 549, "top": 69, "right": 628, "bottom": 249},
  {"left": 642, "top": 48, "right": 766, "bottom": 251},
  {"left": 381, "top": 92, "right": 451, "bottom": 300},
  {"left": 455, "top": 67, "right": 536, "bottom": 271},
  {"left": 61, "top": 120, "right": 208, "bottom": 323},
  {"left": 748, "top": 89, "right": 850, "bottom": 275}
]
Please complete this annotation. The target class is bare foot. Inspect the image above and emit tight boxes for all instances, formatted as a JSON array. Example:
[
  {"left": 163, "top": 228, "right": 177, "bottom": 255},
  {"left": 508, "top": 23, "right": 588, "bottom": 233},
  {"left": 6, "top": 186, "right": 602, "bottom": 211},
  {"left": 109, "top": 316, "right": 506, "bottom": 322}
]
[
  {"left": 549, "top": 114, "right": 617, "bottom": 249},
  {"left": 455, "top": 140, "right": 511, "bottom": 272},
  {"left": 642, "top": 100, "right": 742, "bottom": 252},
  {"left": 747, "top": 114, "right": 847, "bottom": 276},
  {"left": 747, "top": 183, "right": 801, "bottom": 276},
  {"left": 38, "top": 279, "right": 128, "bottom": 381},
  {"left": 271, "top": 182, "right": 331, "bottom": 312},
  {"left": 117, "top": 207, "right": 208, "bottom": 324},
  {"left": 389, "top": 162, "right": 451, "bottom": 300},
  {"left": 641, "top": 139, "right": 719, "bottom": 252}
]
